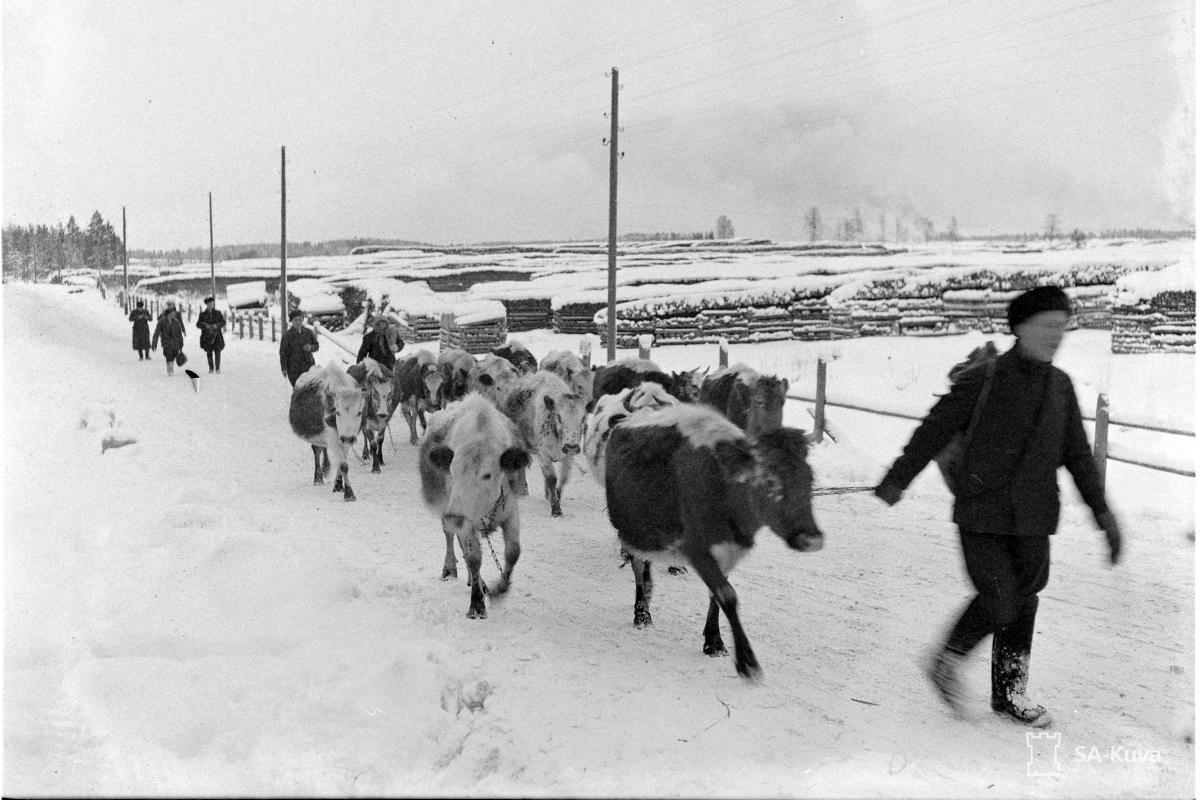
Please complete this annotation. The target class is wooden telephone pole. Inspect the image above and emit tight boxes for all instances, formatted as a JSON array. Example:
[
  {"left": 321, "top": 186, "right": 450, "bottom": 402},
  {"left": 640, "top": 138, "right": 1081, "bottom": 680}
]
[
  {"left": 605, "top": 68, "right": 619, "bottom": 363},
  {"left": 121, "top": 207, "right": 129, "bottom": 312},
  {"left": 280, "top": 146, "right": 288, "bottom": 320},
  {"left": 208, "top": 193, "right": 216, "bottom": 302}
]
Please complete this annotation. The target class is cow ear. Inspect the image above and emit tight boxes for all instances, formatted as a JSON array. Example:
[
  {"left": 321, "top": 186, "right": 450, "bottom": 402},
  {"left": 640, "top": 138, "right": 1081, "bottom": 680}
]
[
  {"left": 712, "top": 439, "right": 755, "bottom": 483},
  {"left": 780, "top": 377, "right": 789, "bottom": 393},
  {"left": 542, "top": 394, "right": 556, "bottom": 411},
  {"left": 479, "top": 374, "right": 494, "bottom": 386},
  {"left": 346, "top": 363, "right": 366, "bottom": 383},
  {"left": 607, "top": 413, "right": 627, "bottom": 429},
  {"left": 500, "top": 447, "right": 530, "bottom": 472},
  {"left": 429, "top": 446, "right": 454, "bottom": 470}
]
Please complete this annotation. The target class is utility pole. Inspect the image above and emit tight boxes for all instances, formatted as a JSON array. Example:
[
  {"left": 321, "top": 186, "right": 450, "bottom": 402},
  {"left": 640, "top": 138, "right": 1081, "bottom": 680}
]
[
  {"left": 208, "top": 193, "right": 216, "bottom": 302},
  {"left": 122, "top": 207, "right": 129, "bottom": 312},
  {"left": 605, "top": 68, "right": 619, "bottom": 363},
  {"left": 280, "top": 146, "right": 288, "bottom": 321}
]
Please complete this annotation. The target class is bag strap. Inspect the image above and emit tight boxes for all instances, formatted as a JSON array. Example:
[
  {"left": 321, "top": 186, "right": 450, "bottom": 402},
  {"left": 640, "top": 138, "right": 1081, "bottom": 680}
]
[{"left": 960, "top": 359, "right": 997, "bottom": 451}]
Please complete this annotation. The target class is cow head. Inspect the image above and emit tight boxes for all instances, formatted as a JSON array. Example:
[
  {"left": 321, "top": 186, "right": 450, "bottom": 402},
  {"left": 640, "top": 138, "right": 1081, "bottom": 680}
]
[
  {"left": 325, "top": 386, "right": 366, "bottom": 445},
  {"left": 671, "top": 367, "right": 708, "bottom": 402},
  {"left": 348, "top": 360, "right": 394, "bottom": 432},
  {"left": 714, "top": 428, "right": 823, "bottom": 553},
  {"left": 743, "top": 375, "right": 789, "bottom": 436},
  {"left": 540, "top": 389, "right": 586, "bottom": 455},
  {"left": 431, "top": 437, "right": 530, "bottom": 532},
  {"left": 583, "top": 390, "right": 631, "bottom": 484},
  {"left": 422, "top": 365, "right": 445, "bottom": 410},
  {"left": 470, "top": 356, "right": 519, "bottom": 407}
]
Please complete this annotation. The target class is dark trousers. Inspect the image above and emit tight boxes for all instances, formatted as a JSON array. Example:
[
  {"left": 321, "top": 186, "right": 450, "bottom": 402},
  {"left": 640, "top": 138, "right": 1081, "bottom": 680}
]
[
  {"left": 205, "top": 348, "right": 222, "bottom": 371},
  {"left": 943, "top": 530, "right": 1050, "bottom": 704}
]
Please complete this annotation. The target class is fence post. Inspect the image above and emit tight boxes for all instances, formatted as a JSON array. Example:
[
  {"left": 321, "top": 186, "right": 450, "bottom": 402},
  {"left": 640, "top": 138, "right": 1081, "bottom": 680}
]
[
  {"left": 579, "top": 338, "right": 591, "bottom": 368},
  {"left": 238, "top": 315, "right": 245, "bottom": 339},
  {"left": 718, "top": 337, "right": 729, "bottom": 368},
  {"left": 638, "top": 334, "right": 653, "bottom": 360},
  {"left": 187, "top": 304, "right": 194, "bottom": 322},
  {"left": 812, "top": 358, "right": 828, "bottom": 443},
  {"left": 271, "top": 317, "right": 277, "bottom": 343},
  {"left": 258, "top": 316, "right": 264, "bottom": 340},
  {"left": 1094, "top": 393, "right": 1110, "bottom": 492}
]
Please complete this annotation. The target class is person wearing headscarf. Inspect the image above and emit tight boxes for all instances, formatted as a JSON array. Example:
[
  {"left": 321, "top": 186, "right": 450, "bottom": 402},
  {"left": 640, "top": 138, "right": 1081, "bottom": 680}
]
[{"left": 150, "top": 300, "right": 187, "bottom": 376}]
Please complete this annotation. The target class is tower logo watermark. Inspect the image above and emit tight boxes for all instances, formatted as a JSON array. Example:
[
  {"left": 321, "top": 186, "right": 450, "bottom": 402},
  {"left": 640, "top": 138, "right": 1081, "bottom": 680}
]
[{"left": 1026, "top": 731, "right": 1064, "bottom": 776}]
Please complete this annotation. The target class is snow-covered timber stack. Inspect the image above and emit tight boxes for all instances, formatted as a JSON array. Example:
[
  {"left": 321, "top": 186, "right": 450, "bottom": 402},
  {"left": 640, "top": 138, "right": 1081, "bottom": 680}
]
[
  {"left": 226, "top": 280, "right": 268, "bottom": 309},
  {"left": 286, "top": 278, "right": 349, "bottom": 330},
  {"left": 1111, "top": 260, "right": 1195, "bottom": 354},
  {"left": 438, "top": 300, "right": 509, "bottom": 354},
  {"left": 555, "top": 300, "right": 606, "bottom": 334}
]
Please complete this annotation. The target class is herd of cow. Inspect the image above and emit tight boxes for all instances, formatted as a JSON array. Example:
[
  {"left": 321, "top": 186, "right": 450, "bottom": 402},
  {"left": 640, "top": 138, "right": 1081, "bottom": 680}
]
[{"left": 288, "top": 339, "right": 821, "bottom": 679}]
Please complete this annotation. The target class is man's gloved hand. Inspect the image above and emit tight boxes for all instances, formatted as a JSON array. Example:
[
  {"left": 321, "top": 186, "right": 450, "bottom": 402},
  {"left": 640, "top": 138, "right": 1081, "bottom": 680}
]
[
  {"left": 874, "top": 482, "right": 903, "bottom": 506},
  {"left": 1098, "top": 511, "right": 1123, "bottom": 565}
]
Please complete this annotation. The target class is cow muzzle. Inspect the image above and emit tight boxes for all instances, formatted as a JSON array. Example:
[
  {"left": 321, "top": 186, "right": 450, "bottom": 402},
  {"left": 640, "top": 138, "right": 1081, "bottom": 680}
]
[
  {"left": 340, "top": 435, "right": 358, "bottom": 445},
  {"left": 788, "top": 528, "right": 824, "bottom": 553},
  {"left": 562, "top": 443, "right": 581, "bottom": 455}
]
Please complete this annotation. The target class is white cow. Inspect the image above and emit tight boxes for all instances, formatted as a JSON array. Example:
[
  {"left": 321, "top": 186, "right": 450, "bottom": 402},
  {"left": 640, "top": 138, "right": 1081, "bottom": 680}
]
[
  {"left": 502, "top": 371, "right": 588, "bottom": 517},
  {"left": 289, "top": 363, "right": 366, "bottom": 501}
]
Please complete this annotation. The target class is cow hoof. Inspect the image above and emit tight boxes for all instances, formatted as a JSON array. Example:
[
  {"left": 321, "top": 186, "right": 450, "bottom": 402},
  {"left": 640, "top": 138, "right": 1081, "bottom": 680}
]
[
  {"left": 344, "top": 492, "right": 357, "bottom": 502},
  {"left": 634, "top": 610, "right": 652, "bottom": 628},
  {"left": 704, "top": 641, "right": 729, "bottom": 657},
  {"left": 667, "top": 565, "right": 688, "bottom": 575},
  {"left": 736, "top": 660, "right": 763, "bottom": 682},
  {"left": 467, "top": 606, "right": 487, "bottom": 619},
  {"left": 409, "top": 437, "right": 418, "bottom": 446},
  {"left": 551, "top": 506, "right": 563, "bottom": 518},
  {"left": 313, "top": 478, "right": 324, "bottom": 486},
  {"left": 371, "top": 466, "right": 381, "bottom": 474},
  {"left": 441, "top": 570, "right": 457, "bottom": 581}
]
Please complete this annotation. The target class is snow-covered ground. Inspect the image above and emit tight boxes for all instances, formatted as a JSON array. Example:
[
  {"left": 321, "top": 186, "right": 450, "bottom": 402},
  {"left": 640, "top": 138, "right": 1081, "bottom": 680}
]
[{"left": 3, "top": 283, "right": 1194, "bottom": 797}]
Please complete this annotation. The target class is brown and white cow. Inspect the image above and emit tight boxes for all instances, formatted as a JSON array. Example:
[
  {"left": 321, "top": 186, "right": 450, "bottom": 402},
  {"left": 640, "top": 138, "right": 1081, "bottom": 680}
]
[
  {"left": 582, "top": 382, "right": 677, "bottom": 488},
  {"left": 492, "top": 339, "right": 538, "bottom": 375},
  {"left": 592, "top": 357, "right": 707, "bottom": 404},
  {"left": 390, "top": 349, "right": 444, "bottom": 445},
  {"left": 469, "top": 354, "right": 520, "bottom": 408},
  {"left": 289, "top": 363, "right": 366, "bottom": 501},
  {"left": 502, "top": 371, "right": 588, "bottom": 517},
  {"left": 418, "top": 394, "right": 531, "bottom": 618},
  {"left": 539, "top": 350, "right": 595, "bottom": 403},
  {"left": 437, "top": 347, "right": 476, "bottom": 404},
  {"left": 347, "top": 357, "right": 394, "bottom": 473},
  {"left": 604, "top": 403, "right": 824, "bottom": 679},
  {"left": 699, "top": 363, "right": 789, "bottom": 437}
]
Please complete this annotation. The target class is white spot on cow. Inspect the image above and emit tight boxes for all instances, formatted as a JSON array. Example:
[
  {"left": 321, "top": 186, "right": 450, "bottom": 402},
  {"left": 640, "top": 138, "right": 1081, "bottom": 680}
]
[
  {"left": 710, "top": 541, "right": 749, "bottom": 573},
  {"left": 620, "top": 403, "right": 742, "bottom": 450}
]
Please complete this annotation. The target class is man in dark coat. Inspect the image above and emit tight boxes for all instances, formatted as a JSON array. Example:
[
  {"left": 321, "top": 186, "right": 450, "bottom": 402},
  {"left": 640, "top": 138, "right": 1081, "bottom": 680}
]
[
  {"left": 356, "top": 315, "right": 400, "bottom": 370},
  {"left": 129, "top": 300, "right": 152, "bottom": 360},
  {"left": 196, "top": 296, "right": 227, "bottom": 373},
  {"left": 150, "top": 301, "right": 187, "bottom": 376},
  {"left": 875, "top": 286, "right": 1123, "bottom": 728},
  {"left": 279, "top": 310, "right": 319, "bottom": 386}
]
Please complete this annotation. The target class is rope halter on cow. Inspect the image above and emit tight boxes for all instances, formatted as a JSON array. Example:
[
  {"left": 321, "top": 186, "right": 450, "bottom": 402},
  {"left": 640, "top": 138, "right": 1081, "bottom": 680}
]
[{"left": 479, "top": 489, "right": 508, "bottom": 574}]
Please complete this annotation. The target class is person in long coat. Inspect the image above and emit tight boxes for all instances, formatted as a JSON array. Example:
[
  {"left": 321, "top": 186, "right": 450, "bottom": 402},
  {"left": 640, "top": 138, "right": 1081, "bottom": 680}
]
[
  {"left": 129, "top": 300, "right": 152, "bottom": 360},
  {"left": 196, "top": 296, "right": 227, "bottom": 373},
  {"left": 874, "top": 286, "right": 1123, "bottom": 728},
  {"left": 150, "top": 302, "right": 187, "bottom": 376},
  {"left": 279, "top": 310, "right": 320, "bottom": 386}
]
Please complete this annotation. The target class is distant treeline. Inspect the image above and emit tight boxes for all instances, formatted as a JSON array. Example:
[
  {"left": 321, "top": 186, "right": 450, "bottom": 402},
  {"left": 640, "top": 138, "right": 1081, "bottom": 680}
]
[
  {"left": 620, "top": 231, "right": 716, "bottom": 241},
  {"left": 951, "top": 228, "right": 1195, "bottom": 242},
  {"left": 128, "top": 238, "right": 427, "bottom": 266},
  {"left": 2, "top": 212, "right": 125, "bottom": 282}
]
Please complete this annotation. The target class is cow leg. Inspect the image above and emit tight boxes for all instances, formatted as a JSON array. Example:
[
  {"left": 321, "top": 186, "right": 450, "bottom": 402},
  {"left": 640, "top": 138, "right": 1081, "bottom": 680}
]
[
  {"left": 440, "top": 523, "right": 458, "bottom": 580},
  {"left": 490, "top": 515, "right": 521, "bottom": 596},
  {"left": 629, "top": 553, "right": 653, "bottom": 628},
  {"left": 703, "top": 594, "right": 728, "bottom": 657},
  {"left": 456, "top": 528, "right": 487, "bottom": 619},
  {"left": 339, "top": 462, "right": 355, "bottom": 501},
  {"left": 540, "top": 455, "right": 561, "bottom": 517},
  {"left": 311, "top": 445, "right": 325, "bottom": 485},
  {"left": 321, "top": 448, "right": 331, "bottom": 476},
  {"left": 689, "top": 554, "right": 759, "bottom": 680},
  {"left": 360, "top": 429, "right": 371, "bottom": 461},
  {"left": 556, "top": 454, "right": 575, "bottom": 515},
  {"left": 369, "top": 430, "right": 383, "bottom": 473}
]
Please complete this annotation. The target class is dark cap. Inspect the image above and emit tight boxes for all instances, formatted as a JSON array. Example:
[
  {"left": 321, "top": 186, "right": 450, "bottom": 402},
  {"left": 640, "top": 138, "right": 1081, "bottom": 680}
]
[
  {"left": 1007, "top": 286, "right": 1072, "bottom": 331},
  {"left": 204, "top": 296, "right": 215, "bottom": 304},
  {"left": 289, "top": 310, "right": 304, "bottom": 321}
]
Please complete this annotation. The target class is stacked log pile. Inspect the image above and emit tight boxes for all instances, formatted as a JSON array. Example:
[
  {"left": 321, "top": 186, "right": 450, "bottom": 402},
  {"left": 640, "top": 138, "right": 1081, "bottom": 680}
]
[
  {"left": 554, "top": 301, "right": 606, "bottom": 334},
  {"left": 1112, "top": 290, "right": 1195, "bottom": 354},
  {"left": 501, "top": 297, "right": 553, "bottom": 331},
  {"left": 437, "top": 303, "right": 509, "bottom": 354}
]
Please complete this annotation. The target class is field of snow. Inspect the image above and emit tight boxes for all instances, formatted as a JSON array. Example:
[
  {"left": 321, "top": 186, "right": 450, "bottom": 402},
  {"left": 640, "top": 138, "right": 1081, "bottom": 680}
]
[{"left": 3, "top": 282, "right": 1194, "bottom": 797}]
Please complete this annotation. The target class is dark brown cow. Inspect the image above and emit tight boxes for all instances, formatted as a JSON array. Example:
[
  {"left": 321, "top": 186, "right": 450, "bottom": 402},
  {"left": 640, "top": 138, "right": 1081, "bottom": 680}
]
[{"left": 699, "top": 363, "right": 789, "bottom": 437}]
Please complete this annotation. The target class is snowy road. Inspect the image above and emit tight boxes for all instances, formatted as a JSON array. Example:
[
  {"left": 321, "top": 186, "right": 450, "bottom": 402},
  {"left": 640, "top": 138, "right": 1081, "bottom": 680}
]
[{"left": 3, "top": 284, "right": 1193, "bottom": 797}]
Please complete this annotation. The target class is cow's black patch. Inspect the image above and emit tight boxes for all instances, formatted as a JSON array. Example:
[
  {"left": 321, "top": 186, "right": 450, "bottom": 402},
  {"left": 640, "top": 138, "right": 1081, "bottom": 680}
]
[{"left": 288, "top": 381, "right": 326, "bottom": 439}]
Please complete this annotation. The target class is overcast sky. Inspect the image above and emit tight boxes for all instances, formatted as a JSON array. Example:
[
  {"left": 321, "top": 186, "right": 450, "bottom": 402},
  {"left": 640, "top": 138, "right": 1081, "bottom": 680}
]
[{"left": 3, "top": 0, "right": 1194, "bottom": 249}]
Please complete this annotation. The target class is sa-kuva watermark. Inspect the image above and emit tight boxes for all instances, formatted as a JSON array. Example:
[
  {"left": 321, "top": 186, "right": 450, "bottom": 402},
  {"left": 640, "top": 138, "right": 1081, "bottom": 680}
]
[{"left": 1026, "top": 732, "right": 1164, "bottom": 776}]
